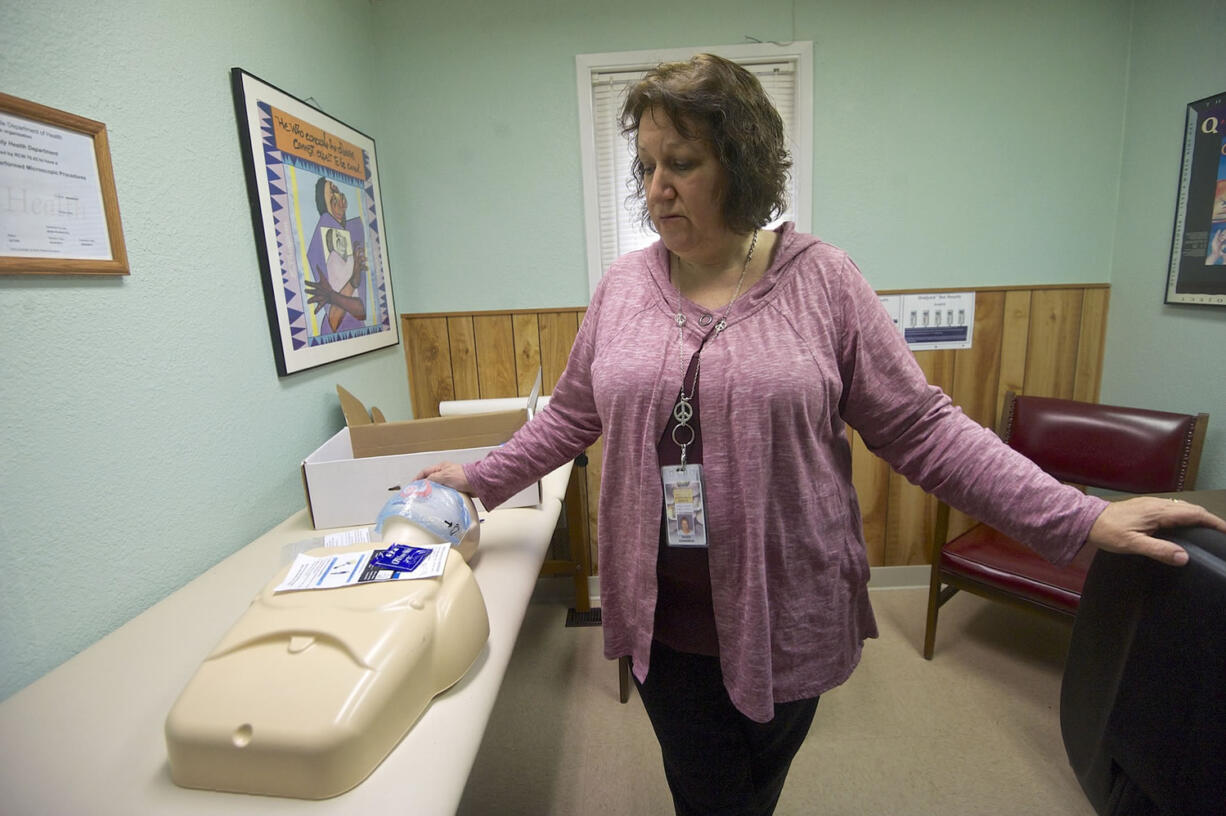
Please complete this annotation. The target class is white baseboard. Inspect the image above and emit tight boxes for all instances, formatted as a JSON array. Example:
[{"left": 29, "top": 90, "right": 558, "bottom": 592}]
[
  {"left": 866, "top": 565, "right": 931, "bottom": 590},
  {"left": 530, "top": 575, "right": 600, "bottom": 606},
  {"left": 534, "top": 566, "right": 929, "bottom": 608}
]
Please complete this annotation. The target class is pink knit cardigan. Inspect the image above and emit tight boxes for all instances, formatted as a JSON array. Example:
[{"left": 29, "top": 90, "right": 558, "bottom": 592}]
[{"left": 465, "top": 224, "right": 1106, "bottom": 722}]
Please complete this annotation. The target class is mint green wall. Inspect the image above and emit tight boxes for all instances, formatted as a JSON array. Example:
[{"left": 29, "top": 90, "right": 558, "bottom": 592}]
[
  {"left": 372, "top": 0, "right": 1133, "bottom": 312},
  {"left": 1100, "top": 0, "right": 1226, "bottom": 489},
  {"left": 0, "top": 0, "right": 407, "bottom": 702},
  {"left": 0, "top": 0, "right": 1219, "bottom": 702}
]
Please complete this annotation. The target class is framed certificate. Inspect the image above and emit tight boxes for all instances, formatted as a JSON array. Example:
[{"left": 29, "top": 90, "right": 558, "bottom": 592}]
[
  {"left": 1166, "top": 91, "right": 1226, "bottom": 306},
  {"left": 0, "top": 93, "right": 129, "bottom": 275},
  {"left": 231, "top": 68, "right": 399, "bottom": 376}
]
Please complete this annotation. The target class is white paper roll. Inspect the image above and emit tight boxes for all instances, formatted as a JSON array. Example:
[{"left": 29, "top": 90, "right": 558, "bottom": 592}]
[{"left": 438, "top": 396, "right": 551, "bottom": 416}]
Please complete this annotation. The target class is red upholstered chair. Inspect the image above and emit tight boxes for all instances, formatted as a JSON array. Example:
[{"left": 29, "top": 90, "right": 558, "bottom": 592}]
[{"left": 922, "top": 391, "right": 1208, "bottom": 660}]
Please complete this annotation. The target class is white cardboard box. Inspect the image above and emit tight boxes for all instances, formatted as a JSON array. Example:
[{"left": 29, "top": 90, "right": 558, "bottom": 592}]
[
  {"left": 301, "top": 377, "right": 542, "bottom": 529},
  {"left": 300, "top": 427, "right": 539, "bottom": 529}
]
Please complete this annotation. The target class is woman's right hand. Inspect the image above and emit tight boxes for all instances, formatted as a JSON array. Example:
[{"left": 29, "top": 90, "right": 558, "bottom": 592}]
[{"left": 415, "top": 461, "right": 472, "bottom": 494}]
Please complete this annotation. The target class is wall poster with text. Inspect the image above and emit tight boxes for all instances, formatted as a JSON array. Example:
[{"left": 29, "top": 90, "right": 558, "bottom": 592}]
[
  {"left": 232, "top": 68, "right": 398, "bottom": 375},
  {"left": 1166, "top": 91, "right": 1226, "bottom": 306}
]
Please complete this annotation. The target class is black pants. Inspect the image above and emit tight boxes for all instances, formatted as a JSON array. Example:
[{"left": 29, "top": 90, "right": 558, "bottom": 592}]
[{"left": 633, "top": 640, "right": 820, "bottom": 816}]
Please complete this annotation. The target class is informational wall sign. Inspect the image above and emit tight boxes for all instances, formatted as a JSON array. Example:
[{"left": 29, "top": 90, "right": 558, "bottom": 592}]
[
  {"left": 0, "top": 111, "right": 111, "bottom": 259},
  {"left": 0, "top": 92, "right": 128, "bottom": 275},
  {"left": 878, "top": 291, "right": 975, "bottom": 351}
]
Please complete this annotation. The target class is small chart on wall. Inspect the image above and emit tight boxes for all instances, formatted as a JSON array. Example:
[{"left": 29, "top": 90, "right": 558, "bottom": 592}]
[{"left": 877, "top": 291, "right": 975, "bottom": 351}]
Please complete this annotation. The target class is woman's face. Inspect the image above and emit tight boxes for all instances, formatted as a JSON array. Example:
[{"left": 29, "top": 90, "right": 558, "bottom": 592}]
[
  {"left": 323, "top": 180, "right": 348, "bottom": 223},
  {"left": 637, "top": 108, "right": 729, "bottom": 261}
]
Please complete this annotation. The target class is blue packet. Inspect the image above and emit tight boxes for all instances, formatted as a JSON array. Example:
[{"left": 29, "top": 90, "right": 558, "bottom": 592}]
[{"left": 370, "top": 544, "right": 432, "bottom": 573}]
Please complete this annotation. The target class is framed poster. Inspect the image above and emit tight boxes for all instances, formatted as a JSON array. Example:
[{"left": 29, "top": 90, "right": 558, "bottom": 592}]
[
  {"left": 231, "top": 68, "right": 399, "bottom": 375},
  {"left": 0, "top": 92, "right": 129, "bottom": 275},
  {"left": 1166, "top": 91, "right": 1226, "bottom": 306}
]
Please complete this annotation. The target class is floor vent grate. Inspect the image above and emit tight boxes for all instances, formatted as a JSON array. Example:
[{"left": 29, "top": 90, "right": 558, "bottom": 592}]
[{"left": 565, "top": 607, "right": 603, "bottom": 627}]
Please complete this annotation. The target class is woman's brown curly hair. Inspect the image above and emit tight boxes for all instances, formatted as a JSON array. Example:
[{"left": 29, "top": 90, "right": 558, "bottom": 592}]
[{"left": 619, "top": 53, "right": 791, "bottom": 234}]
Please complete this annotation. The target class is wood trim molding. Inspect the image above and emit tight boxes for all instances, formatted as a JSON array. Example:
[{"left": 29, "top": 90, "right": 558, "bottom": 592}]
[{"left": 401, "top": 282, "right": 1110, "bottom": 570}]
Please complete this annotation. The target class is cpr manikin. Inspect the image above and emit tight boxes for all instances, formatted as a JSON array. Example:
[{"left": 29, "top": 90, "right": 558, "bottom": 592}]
[{"left": 165, "top": 481, "right": 489, "bottom": 800}]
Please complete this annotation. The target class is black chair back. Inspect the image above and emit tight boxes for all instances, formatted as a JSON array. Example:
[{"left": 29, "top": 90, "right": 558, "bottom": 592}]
[{"left": 1061, "top": 515, "right": 1226, "bottom": 815}]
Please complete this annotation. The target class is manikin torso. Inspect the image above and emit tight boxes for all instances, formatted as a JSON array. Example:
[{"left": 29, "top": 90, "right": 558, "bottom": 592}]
[{"left": 165, "top": 482, "right": 490, "bottom": 799}]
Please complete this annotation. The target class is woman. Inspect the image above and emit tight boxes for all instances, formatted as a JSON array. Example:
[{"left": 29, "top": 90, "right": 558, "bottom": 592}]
[{"left": 419, "top": 54, "right": 1226, "bottom": 815}]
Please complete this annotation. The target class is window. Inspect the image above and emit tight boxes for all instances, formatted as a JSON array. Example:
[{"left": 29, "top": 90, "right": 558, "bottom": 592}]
[{"left": 576, "top": 42, "right": 813, "bottom": 295}]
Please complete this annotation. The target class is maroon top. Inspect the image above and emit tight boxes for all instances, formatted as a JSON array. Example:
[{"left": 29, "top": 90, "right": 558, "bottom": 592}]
[{"left": 654, "top": 349, "right": 719, "bottom": 656}]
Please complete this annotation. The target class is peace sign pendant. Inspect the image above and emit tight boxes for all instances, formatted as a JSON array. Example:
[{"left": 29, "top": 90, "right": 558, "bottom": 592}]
[{"left": 673, "top": 396, "right": 694, "bottom": 424}]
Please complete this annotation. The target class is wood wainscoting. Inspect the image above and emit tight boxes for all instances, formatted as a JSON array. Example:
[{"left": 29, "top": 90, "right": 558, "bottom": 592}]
[{"left": 401, "top": 283, "right": 1108, "bottom": 571}]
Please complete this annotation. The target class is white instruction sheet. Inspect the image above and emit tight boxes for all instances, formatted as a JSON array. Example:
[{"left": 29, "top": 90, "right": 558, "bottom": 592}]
[{"left": 274, "top": 545, "right": 449, "bottom": 593}]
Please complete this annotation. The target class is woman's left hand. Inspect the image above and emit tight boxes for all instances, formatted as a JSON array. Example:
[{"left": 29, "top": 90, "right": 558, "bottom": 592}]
[
  {"left": 1087, "top": 497, "right": 1226, "bottom": 566},
  {"left": 414, "top": 461, "right": 471, "bottom": 494}
]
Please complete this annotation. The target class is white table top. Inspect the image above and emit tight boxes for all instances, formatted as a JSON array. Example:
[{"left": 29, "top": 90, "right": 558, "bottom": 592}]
[{"left": 0, "top": 464, "right": 572, "bottom": 816}]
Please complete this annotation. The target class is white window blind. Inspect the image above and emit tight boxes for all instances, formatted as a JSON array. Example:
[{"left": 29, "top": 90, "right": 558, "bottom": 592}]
[{"left": 577, "top": 44, "right": 813, "bottom": 296}]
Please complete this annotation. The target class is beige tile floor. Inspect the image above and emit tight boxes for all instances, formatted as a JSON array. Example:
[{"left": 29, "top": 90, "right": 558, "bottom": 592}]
[{"left": 457, "top": 584, "right": 1095, "bottom": 815}]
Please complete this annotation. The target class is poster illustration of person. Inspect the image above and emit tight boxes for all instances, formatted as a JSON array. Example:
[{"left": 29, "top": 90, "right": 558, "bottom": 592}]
[
  {"left": 1206, "top": 152, "right": 1226, "bottom": 266},
  {"left": 302, "top": 174, "right": 369, "bottom": 334},
  {"left": 232, "top": 68, "right": 399, "bottom": 375}
]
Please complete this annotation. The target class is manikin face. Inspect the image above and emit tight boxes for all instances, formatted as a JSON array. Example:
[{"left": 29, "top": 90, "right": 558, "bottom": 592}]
[
  {"left": 323, "top": 180, "right": 348, "bottom": 222},
  {"left": 636, "top": 108, "right": 729, "bottom": 261}
]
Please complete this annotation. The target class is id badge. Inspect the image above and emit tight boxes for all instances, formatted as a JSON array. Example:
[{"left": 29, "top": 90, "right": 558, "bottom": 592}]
[{"left": 662, "top": 464, "right": 708, "bottom": 548}]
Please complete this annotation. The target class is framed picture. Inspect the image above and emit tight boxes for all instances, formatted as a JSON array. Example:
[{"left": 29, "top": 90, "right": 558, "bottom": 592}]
[
  {"left": 0, "top": 92, "right": 129, "bottom": 276},
  {"left": 231, "top": 68, "right": 399, "bottom": 375},
  {"left": 1165, "top": 91, "right": 1226, "bottom": 306}
]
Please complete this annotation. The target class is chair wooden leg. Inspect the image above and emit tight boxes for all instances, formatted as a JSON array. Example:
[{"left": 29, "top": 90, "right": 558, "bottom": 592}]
[
  {"left": 923, "top": 560, "right": 943, "bottom": 660},
  {"left": 618, "top": 656, "right": 631, "bottom": 703},
  {"left": 925, "top": 503, "right": 951, "bottom": 660}
]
